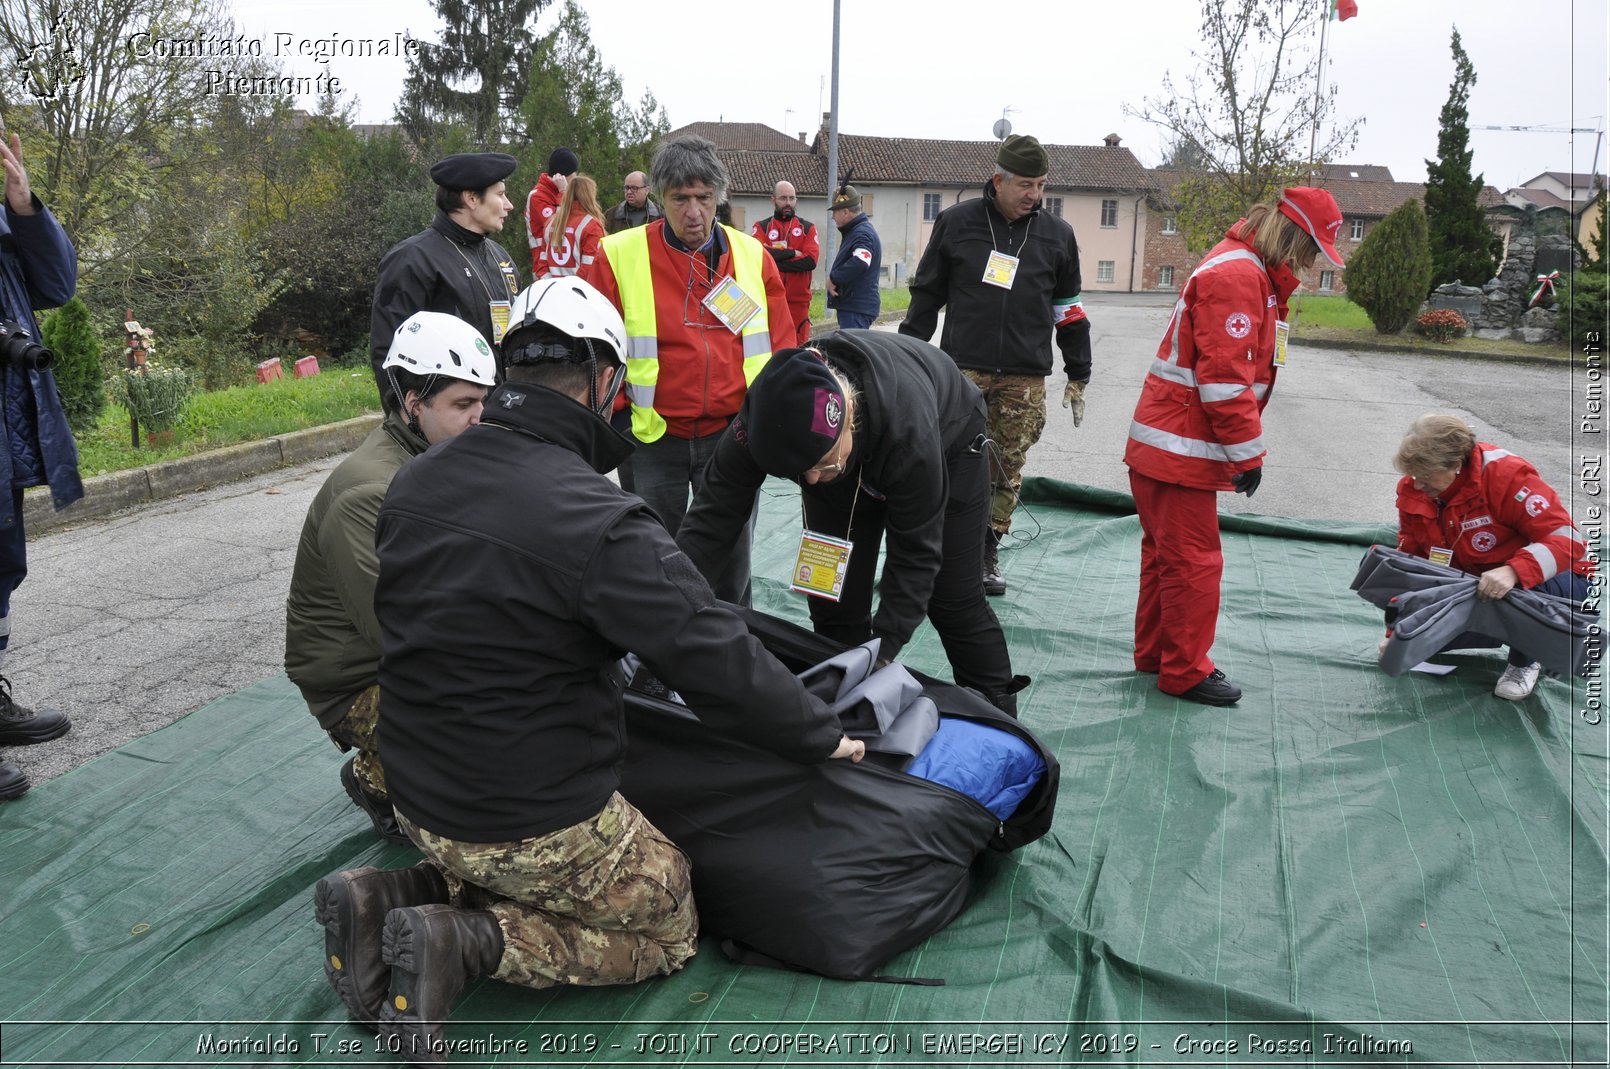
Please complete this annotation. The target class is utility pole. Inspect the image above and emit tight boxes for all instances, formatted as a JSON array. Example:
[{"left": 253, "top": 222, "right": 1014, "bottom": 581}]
[{"left": 823, "top": 0, "right": 842, "bottom": 272}]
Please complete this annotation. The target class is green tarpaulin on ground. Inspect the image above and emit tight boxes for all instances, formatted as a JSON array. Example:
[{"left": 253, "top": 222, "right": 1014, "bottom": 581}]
[{"left": 1, "top": 481, "right": 1604, "bottom": 1067}]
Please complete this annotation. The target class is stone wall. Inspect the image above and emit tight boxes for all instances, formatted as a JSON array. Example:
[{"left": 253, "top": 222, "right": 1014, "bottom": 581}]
[{"left": 1468, "top": 210, "right": 1564, "bottom": 339}]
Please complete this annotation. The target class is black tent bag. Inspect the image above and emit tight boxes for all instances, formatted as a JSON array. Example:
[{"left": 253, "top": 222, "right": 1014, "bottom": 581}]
[{"left": 617, "top": 605, "right": 1060, "bottom": 982}]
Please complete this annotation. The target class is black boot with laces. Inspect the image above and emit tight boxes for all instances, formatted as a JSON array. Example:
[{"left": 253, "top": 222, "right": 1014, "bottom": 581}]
[{"left": 0, "top": 675, "right": 69, "bottom": 746}]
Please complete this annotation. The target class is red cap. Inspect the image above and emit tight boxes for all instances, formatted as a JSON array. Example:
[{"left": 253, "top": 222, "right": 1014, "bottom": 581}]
[{"left": 1278, "top": 187, "right": 1344, "bottom": 268}]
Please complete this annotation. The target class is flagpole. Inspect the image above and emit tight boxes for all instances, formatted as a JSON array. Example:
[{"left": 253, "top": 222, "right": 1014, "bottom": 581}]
[{"left": 1308, "top": 0, "right": 1330, "bottom": 178}]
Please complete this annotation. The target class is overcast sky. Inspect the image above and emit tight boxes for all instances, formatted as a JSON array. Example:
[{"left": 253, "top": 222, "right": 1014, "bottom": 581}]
[{"left": 229, "top": 0, "right": 1607, "bottom": 192}]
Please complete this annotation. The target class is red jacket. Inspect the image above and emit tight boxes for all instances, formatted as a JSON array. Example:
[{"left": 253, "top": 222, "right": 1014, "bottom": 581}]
[
  {"left": 582, "top": 222, "right": 796, "bottom": 439},
  {"left": 751, "top": 212, "right": 819, "bottom": 312},
  {"left": 524, "top": 174, "right": 564, "bottom": 274},
  {"left": 1124, "top": 229, "right": 1299, "bottom": 491},
  {"left": 532, "top": 203, "right": 603, "bottom": 279},
  {"left": 1396, "top": 444, "right": 1592, "bottom": 588}
]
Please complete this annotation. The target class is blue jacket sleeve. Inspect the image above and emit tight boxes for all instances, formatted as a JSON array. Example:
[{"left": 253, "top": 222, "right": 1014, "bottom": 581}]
[
  {"left": 831, "top": 227, "right": 874, "bottom": 289},
  {"left": 6, "top": 198, "right": 76, "bottom": 310}
]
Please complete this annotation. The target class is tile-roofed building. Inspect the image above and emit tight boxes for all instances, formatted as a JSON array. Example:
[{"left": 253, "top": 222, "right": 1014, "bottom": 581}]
[
  {"left": 1503, "top": 171, "right": 1605, "bottom": 247},
  {"left": 1316, "top": 163, "right": 1395, "bottom": 183},
  {"left": 665, "top": 122, "right": 812, "bottom": 153},
  {"left": 678, "top": 121, "right": 1159, "bottom": 291}
]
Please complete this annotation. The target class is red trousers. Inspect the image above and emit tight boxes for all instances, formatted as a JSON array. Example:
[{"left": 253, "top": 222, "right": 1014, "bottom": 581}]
[
  {"left": 791, "top": 304, "right": 812, "bottom": 344},
  {"left": 1130, "top": 470, "right": 1222, "bottom": 695}
]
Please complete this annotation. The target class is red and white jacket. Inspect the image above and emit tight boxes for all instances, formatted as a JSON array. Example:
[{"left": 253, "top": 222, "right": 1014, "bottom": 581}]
[
  {"left": 1396, "top": 444, "right": 1592, "bottom": 588},
  {"left": 532, "top": 205, "right": 603, "bottom": 280},
  {"left": 750, "top": 212, "right": 819, "bottom": 313},
  {"left": 1124, "top": 229, "right": 1299, "bottom": 490},
  {"left": 524, "top": 173, "right": 563, "bottom": 275}
]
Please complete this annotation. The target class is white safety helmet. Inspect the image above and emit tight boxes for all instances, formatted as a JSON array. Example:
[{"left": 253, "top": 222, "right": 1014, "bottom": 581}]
[
  {"left": 382, "top": 311, "right": 497, "bottom": 385},
  {"left": 504, "top": 277, "right": 627, "bottom": 365},
  {"left": 502, "top": 277, "right": 628, "bottom": 415}
]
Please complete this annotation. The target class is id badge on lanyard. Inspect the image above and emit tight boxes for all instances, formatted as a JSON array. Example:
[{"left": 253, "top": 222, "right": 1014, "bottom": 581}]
[
  {"left": 791, "top": 530, "right": 852, "bottom": 601},
  {"left": 981, "top": 250, "right": 1020, "bottom": 290},
  {"left": 1273, "top": 319, "right": 1290, "bottom": 367},
  {"left": 702, "top": 275, "right": 761, "bottom": 334},
  {"left": 1428, "top": 546, "right": 1454, "bottom": 567},
  {"left": 489, "top": 300, "right": 511, "bottom": 344}
]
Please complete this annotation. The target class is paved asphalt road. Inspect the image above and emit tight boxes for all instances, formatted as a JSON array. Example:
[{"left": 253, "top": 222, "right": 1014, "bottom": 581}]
[{"left": 2, "top": 293, "right": 1591, "bottom": 791}]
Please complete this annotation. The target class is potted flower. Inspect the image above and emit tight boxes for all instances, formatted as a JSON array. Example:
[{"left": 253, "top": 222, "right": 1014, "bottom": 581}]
[{"left": 115, "top": 361, "right": 193, "bottom": 446}]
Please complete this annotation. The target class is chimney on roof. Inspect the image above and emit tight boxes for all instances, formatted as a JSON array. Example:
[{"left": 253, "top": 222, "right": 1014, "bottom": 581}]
[
  {"left": 799, "top": 132, "right": 807, "bottom": 143},
  {"left": 822, "top": 111, "right": 831, "bottom": 129},
  {"left": 1103, "top": 133, "right": 1122, "bottom": 148}
]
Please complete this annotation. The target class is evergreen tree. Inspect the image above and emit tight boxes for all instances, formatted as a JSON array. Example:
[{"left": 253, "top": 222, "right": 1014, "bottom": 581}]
[
  {"left": 1424, "top": 27, "right": 1502, "bottom": 290},
  {"left": 1345, "top": 198, "right": 1434, "bottom": 334},
  {"left": 39, "top": 296, "right": 105, "bottom": 436},
  {"left": 397, "top": 0, "right": 548, "bottom": 146},
  {"left": 1560, "top": 178, "right": 1609, "bottom": 349},
  {"left": 517, "top": 2, "right": 669, "bottom": 205}
]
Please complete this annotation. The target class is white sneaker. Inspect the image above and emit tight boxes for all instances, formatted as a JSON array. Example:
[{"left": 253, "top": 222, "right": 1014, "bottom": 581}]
[{"left": 1494, "top": 662, "right": 1541, "bottom": 701}]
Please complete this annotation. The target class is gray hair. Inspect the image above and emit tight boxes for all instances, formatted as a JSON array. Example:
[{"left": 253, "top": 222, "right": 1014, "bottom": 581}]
[
  {"left": 651, "top": 135, "right": 729, "bottom": 201},
  {"left": 1394, "top": 413, "right": 1477, "bottom": 477}
]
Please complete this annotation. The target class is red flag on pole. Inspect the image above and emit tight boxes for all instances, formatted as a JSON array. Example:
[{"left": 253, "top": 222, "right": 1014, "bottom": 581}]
[{"left": 1332, "top": 0, "right": 1359, "bottom": 19}]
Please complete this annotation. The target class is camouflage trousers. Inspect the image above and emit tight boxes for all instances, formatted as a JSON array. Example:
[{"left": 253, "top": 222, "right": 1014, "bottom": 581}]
[
  {"left": 961, "top": 370, "right": 1047, "bottom": 534},
  {"left": 326, "top": 686, "right": 386, "bottom": 797},
  {"left": 397, "top": 792, "right": 698, "bottom": 990}
]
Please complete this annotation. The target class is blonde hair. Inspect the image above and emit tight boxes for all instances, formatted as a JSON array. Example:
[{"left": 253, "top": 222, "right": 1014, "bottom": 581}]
[
  {"left": 547, "top": 173, "right": 604, "bottom": 250},
  {"left": 1230, "top": 202, "right": 1321, "bottom": 272},
  {"left": 1393, "top": 413, "right": 1476, "bottom": 477}
]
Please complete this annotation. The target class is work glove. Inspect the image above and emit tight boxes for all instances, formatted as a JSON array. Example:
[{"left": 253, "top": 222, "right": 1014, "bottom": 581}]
[
  {"left": 1061, "top": 381, "right": 1086, "bottom": 428},
  {"left": 1231, "top": 466, "right": 1261, "bottom": 498}
]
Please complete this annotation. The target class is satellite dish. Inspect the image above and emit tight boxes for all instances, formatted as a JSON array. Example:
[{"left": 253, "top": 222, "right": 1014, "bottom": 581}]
[{"left": 992, "top": 118, "right": 1012, "bottom": 140}]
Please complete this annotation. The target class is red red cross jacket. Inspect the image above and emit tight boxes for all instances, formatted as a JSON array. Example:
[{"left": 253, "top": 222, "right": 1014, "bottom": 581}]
[
  {"left": 750, "top": 212, "right": 819, "bottom": 313},
  {"left": 524, "top": 173, "right": 564, "bottom": 275},
  {"left": 1123, "top": 230, "right": 1299, "bottom": 490},
  {"left": 1396, "top": 444, "right": 1592, "bottom": 588},
  {"left": 532, "top": 204, "right": 603, "bottom": 279}
]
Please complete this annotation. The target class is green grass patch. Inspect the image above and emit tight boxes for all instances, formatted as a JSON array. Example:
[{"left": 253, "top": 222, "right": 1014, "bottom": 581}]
[
  {"left": 1290, "top": 293, "right": 1574, "bottom": 360},
  {"left": 809, "top": 286, "right": 911, "bottom": 322},
  {"left": 77, "top": 368, "right": 380, "bottom": 477},
  {"left": 1289, "top": 294, "right": 1373, "bottom": 330}
]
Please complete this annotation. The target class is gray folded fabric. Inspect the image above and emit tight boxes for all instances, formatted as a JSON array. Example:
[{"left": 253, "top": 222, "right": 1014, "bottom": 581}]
[
  {"left": 796, "top": 639, "right": 940, "bottom": 760},
  {"left": 1351, "top": 545, "right": 1598, "bottom": 678}
]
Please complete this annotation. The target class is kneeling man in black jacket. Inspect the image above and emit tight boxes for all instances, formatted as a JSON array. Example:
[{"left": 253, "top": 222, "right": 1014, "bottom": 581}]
[{"left": 313, "top": 277, "right": 862, "bottom": 1063}]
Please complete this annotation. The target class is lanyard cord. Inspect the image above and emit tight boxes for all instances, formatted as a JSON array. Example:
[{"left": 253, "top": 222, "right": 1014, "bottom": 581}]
[
  {"left": 985, "top": 206, "right": 1033, "bottom": 255},
  {"left": 437, "top": 231, "right": 500, "bottom": 304},
  {"left": 801, "top": 477, "right": 862, "bottom": 541}
]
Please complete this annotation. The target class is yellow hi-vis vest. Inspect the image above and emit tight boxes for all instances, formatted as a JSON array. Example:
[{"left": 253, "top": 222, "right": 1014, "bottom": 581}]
[{"left": 601, "top": 222, "right": 773, "bottom": 443}]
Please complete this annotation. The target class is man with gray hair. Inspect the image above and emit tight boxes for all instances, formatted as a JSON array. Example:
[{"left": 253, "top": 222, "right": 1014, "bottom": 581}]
[
  {"left": 584, "top": 135, "right": 795, "bottom": 601},
  {"left": 901, "top": 133, "right": 1092, "bottom": 597}
]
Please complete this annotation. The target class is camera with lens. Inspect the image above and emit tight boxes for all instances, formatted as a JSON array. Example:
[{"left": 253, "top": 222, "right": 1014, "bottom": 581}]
[{"left": 0, "top": 320, "right": 52, "bottom": 370}]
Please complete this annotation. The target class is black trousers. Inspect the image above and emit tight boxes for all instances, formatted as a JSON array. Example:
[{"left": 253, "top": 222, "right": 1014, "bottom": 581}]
[{"left": 801, "top": 432, "right": 1013, "bottom": 697}]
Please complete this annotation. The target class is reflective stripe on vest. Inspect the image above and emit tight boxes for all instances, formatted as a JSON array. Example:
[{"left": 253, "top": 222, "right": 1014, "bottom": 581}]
[{"left": 602, "top": 223, "right": 772, "bottom": 443}]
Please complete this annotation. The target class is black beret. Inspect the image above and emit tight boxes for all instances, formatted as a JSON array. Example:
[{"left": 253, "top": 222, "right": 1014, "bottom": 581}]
[
  {"left": 546, "top": 147, "right": 579, "bottom": 177},
  {"left": 736, "top": 348, "right": 847, "bottom": 478},
  {"left": 996, "top": 134, "right": 1049, "bottom": 178},
  {"left": 430, "top": 152, "right": 518, "bottom": 191}
]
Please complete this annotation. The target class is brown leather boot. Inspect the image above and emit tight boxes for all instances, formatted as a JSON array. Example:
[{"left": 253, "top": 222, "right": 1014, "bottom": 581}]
[
  {"left": 313, "top": 863, "right": 448, "bottom": 1027},
  {"left": 379, "top": 904, "right": 505, "bottom": 1064}
]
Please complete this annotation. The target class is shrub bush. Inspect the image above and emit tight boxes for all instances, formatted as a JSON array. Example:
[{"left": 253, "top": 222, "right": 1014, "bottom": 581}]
[
  {"left": 38, "top": 296, "right": 107, "bottom": 436},
  {"left": 1344, "top": 199, "right": 1434, "bottom": 334},
  {"left": 1413, "top": 308, "right": 1469, "bottom": 343},
  {"left": 114, "top": 363, "right": 194, "bottom": 433}
]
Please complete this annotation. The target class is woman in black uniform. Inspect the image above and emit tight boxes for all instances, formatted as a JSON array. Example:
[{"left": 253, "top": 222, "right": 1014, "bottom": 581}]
[{"left": 677, "top": 331, "right": 1027, "bottom": 715}]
